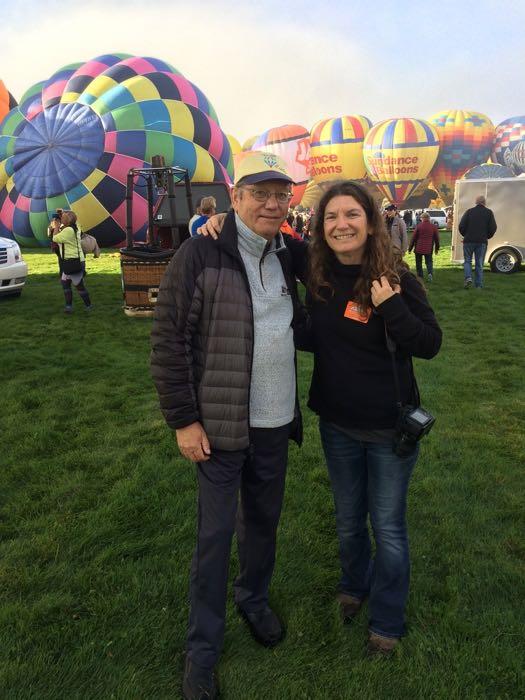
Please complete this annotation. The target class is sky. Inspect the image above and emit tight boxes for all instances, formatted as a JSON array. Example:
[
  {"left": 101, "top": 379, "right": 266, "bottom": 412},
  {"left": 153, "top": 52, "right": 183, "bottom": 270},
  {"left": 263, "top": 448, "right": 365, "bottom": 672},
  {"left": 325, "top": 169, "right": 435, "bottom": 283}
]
[{"left": 0, "top": 0, "right": 523, "bottom": 142}]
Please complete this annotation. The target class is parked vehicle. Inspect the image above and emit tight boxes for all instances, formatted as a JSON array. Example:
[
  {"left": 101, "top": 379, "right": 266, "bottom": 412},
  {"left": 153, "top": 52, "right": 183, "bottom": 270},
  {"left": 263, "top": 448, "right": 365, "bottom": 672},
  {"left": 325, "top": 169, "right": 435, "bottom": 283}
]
[
  {"left": 451, "top": 178, "right": 525, "bottom": 274},
  {"left": 424, "top": 208, "right": 447, "bottom": 228},
  {"left": 0, "top": 237, "right": 28, "bottom": 297}
]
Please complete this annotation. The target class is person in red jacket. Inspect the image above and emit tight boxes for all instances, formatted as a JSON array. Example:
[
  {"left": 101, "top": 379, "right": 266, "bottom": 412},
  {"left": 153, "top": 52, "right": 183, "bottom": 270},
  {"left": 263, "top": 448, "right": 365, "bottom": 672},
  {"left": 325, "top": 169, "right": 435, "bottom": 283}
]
[{"left": 408, "top": 212, "right": 440, "bottom": 282}]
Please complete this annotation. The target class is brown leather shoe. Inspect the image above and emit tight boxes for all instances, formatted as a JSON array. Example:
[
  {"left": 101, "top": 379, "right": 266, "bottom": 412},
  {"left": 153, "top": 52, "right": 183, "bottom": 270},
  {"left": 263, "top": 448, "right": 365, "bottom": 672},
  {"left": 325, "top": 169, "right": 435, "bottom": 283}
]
[
  {"left": 366, "top": 631, "right": 399, "bottom": 657},
  {"left": 336, "top": 593, "right": 363, "bottom": 624}
]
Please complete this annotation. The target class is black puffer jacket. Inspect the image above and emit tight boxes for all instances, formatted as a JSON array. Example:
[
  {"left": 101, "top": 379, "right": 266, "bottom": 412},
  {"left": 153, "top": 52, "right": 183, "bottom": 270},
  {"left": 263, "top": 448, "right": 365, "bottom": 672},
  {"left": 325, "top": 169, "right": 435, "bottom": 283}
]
[{"left": 150, "top": 211, "right": 305, "bottom": 451}]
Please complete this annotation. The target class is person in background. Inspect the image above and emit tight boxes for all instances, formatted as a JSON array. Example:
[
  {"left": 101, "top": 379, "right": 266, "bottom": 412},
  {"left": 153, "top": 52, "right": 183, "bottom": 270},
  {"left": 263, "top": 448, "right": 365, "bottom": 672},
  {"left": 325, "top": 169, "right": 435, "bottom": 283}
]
[
  {"left": 384, "top": 204, "right": 408, "bottom": 255},
  {"left": 190, "top": 196, "right": 217, "bottom": 237},
  {"left": 295, "top": 211, "right": 305, "bottom": 236},
  {"left": 188, "top": 197, "right": 203, "bottom": 233},
  {"left": 47, "top": 208, "right": 64, "bottom": 276},
  {"left": 52, "top": 210, "right": 93, "bottom": 313},
  {"left": 408, "top": 212, "right": 440, "bottom": 282},
  {"left": 403, "top": 209, "right": 413, "bottom": 230},
  {"left": 458, "top": 195, "right": 497, "bottom": 289}
]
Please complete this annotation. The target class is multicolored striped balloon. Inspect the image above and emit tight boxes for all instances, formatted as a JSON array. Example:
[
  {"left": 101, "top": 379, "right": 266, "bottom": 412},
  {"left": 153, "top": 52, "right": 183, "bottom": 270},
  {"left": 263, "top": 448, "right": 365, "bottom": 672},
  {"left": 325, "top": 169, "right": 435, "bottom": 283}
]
[
  {"left": 363, "top": 118, "right": 440, "bottom": 204},
  {"left": 309, "top": 115, "right": 372, "bottom": 184},
  {"left": 428, "top": 109, "right": 495, "bottom": 204},
  {"left": 0, "top": 80, "right": 17, "bottom": 124},
  {"left": 0, "top": 54, "right": 233, "bottom": 247},
  {"left": 252, "top": 125, "right": 310, "bottom": 206},
  {"left": 492, "top": 116, "right": 525, "bottom": 175}
]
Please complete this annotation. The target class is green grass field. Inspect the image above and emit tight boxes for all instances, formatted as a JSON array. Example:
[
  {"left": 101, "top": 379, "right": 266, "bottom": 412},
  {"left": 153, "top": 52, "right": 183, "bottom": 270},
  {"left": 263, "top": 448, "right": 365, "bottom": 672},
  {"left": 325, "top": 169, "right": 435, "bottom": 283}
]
[{"left": 1, "top": 236, "right": 524, "bottom": 699}]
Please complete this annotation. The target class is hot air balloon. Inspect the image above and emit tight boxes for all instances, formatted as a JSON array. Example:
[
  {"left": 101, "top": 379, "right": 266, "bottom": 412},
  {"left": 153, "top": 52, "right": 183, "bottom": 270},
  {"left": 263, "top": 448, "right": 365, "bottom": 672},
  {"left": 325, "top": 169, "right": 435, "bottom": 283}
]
[
  {"left": 463, "top": 163, "right": 515, "bottom": 179},
  {"left": 227, "top": 134, "right": 242, "bottom": 156},
  {"left": 363, "top": 118, "right": 440, "bottom": 204},
  {"left": 242, "top": 134, "right": 258, "bottom": 151},
  {"left": 300, "top": 179, "right": 324, "bottom": 208},
  {"left": 252, "top": 125, "right": 310, "bottom": 205},
  {"left": 492, "top": 116, "right": 525, "bottom": 175},
  {"left": 309, "top": 115, "right": 372, "bottom": 184},
  {"left": 428, "top": 110, "right": 495, "bottom": 204},
  {"left": 0, "top": 80, "right": 17, "bottom": 124},
  {"left": 0, "top": 54, "right": 233, "bottom": 247}
]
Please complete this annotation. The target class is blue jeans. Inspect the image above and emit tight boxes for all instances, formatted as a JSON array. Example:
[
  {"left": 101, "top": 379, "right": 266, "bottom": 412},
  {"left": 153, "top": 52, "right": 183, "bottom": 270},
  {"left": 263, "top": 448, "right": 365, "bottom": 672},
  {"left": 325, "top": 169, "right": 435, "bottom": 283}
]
[
  {"left": 463, "top": 243, "right": 487, "bottom": 287},
  {"left": 319, "top": 419, "right": 419, "bottom": 638}
]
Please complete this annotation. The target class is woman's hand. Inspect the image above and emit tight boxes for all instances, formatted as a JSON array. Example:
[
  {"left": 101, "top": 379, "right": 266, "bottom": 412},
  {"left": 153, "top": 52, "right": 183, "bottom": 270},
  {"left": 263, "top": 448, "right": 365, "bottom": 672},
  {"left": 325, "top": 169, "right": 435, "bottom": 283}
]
[
  {"left": 197, "top": 213, "right": 227, "bottom": 239},
  {"left": 371, "top": 276, "right": 401, "bottom": 307}
]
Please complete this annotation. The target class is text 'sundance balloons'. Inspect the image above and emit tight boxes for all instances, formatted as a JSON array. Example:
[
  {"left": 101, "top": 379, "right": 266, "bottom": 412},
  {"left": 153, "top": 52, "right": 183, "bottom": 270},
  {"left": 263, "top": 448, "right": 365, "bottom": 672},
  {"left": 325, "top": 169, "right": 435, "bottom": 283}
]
[
  {"left": 0, "top": 80, "right": 17, "bottom": 124},
  {"left": 309, "top": 115, "right": 372, "bottom": 184},
  {"left": 428, "top": 109, "right": 495, "bottom": 204},
  {"left": 0, "top": 54, "right": 233, "bottom": 247},
  {"left": 363, "top": 118, "right": 439, "bottom": 204},
  {"left": 492, "top": 116, "right": 525, "bottom": 175},
  {"left": 252, "top": 125, "right": 310, "bottom": 205}
]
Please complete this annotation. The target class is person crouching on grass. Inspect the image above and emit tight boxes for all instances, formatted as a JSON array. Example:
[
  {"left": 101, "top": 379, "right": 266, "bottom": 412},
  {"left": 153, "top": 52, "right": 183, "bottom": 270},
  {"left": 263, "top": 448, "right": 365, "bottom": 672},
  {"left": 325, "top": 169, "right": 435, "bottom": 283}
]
[{"left": 52, "top": 210, "right": 93, "bottom": 313}]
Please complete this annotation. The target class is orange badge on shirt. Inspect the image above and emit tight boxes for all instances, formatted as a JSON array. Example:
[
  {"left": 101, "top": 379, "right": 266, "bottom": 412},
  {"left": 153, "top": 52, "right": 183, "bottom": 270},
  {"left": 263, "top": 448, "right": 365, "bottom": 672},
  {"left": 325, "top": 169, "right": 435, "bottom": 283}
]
[{"left": 344, "top": 301, "right": 371, "bottom": 323}]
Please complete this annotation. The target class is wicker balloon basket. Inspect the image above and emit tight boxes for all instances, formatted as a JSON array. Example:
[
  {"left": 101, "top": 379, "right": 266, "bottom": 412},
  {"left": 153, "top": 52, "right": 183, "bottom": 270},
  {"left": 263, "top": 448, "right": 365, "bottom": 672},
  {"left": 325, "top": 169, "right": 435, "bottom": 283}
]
[{"left": 120, "top": 247, "right": 175, "bottom": 317}]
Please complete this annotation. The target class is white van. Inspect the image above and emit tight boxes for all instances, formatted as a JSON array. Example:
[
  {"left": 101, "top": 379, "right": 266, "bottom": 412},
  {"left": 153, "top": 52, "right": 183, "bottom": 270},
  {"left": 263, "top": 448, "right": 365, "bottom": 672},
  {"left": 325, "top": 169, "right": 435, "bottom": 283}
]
[
  {"left": 451, "top": 178, "right": 525, "bottom": 273},
  {"left": 424, "top": 209, "right": 447, "bottom": 228},
  {"left": 0, "top": 237, "right": 28, "bottom": 297}
]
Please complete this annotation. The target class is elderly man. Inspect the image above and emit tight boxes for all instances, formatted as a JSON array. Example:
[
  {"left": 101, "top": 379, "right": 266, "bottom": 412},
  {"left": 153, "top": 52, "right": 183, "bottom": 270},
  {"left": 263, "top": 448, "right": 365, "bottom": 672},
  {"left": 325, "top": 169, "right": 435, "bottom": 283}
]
[
  {"left": 458, "top": 194, "right": 497, "bottom": 288},
  {"left": 384, "top": 204, "right": 408, "bottom": 255},
  {"left": 151, "top": 152, "right": 305, "bottom": 700}
]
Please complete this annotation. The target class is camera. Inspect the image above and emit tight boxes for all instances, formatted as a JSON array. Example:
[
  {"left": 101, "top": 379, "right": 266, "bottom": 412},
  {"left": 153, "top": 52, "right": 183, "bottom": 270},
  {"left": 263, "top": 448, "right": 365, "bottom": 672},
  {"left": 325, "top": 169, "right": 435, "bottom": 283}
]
[{"left": 393, "top": 405, "right": 435, "bottom": 457}]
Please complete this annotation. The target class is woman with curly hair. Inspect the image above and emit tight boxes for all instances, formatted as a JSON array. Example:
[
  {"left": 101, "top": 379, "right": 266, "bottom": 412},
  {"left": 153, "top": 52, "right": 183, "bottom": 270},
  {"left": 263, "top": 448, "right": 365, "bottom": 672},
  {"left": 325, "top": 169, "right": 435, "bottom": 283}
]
[
  {"left": 305, "top": 181, "right": 441, "bottom": 654},
  {"left": 198, "top": 180, "right": 442, "bottom": 655}
]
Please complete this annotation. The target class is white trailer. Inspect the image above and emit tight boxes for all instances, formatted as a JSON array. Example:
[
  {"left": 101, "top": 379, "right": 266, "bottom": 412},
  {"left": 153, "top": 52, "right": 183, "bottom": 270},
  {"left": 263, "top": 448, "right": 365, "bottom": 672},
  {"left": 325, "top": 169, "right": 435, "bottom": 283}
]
[{"left": 451, "top": 178, "right": 525, "bottom": 273}]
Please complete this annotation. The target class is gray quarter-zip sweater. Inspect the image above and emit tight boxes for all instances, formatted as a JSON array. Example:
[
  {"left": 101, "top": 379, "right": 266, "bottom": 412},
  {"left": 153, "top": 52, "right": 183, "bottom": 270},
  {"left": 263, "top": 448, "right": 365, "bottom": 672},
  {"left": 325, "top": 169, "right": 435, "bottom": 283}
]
[{"left": 236, "top": 214, "right": 296, "bottom": 428}]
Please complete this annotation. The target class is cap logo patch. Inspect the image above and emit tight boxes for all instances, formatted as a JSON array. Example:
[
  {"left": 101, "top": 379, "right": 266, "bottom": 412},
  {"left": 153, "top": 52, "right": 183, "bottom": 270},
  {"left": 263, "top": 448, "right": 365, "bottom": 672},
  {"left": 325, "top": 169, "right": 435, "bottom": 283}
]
[{"left": 263, "top": 154, "right": 278, "bottom": 168}]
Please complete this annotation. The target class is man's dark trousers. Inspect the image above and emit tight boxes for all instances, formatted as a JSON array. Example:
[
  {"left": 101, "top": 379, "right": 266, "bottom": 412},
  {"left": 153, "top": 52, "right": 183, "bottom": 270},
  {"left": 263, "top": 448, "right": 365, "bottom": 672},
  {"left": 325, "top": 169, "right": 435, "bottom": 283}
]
[{"left": 186, "top": 422, "right": 291, "bottom": 669}]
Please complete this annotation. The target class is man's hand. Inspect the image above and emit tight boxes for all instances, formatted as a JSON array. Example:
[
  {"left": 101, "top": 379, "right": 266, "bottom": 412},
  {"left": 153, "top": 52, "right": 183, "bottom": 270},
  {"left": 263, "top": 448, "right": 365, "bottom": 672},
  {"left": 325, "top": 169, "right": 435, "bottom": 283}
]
[
  {"left": 176, "top": 422, "right": 211, "bottom": 462},
  {"left": 197, "top": 213, "right": 227, "bottom": 239},
  {"left": 371, "top": 276, "right": 401, "bottom": 307}
]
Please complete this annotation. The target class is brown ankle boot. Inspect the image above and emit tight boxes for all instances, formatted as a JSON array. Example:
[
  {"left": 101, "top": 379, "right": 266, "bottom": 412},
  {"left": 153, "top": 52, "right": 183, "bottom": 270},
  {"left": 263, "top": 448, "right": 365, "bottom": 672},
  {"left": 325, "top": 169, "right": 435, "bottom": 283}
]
[
  {"left": 336, "top": 593, "right": 363, "bottom": 624},
  {"left": 366, "top": 631, "right": 399, "bottom": 657}
]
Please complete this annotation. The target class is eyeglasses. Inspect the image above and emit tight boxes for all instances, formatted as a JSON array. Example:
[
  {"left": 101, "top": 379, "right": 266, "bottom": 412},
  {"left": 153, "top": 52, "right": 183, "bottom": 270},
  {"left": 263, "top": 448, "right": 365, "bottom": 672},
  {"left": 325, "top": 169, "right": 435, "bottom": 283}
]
[{"left": 240, "top": 187, "right": 293, "bottom": 204}]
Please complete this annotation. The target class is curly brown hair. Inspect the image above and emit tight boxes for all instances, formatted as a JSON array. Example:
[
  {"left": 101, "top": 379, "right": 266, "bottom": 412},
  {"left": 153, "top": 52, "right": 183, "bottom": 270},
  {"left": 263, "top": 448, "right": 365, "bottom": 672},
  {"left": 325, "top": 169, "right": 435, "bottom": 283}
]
[{"left": 308, "top": 181, "right": 408, "bottom": 312}]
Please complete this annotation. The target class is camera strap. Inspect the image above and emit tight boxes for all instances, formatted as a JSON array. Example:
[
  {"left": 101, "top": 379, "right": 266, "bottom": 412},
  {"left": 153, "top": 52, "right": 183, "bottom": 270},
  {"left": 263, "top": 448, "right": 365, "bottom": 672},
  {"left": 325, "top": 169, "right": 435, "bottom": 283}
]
[
  {"left": 384, "top": 321, "right": 420, "bottom": 409},
  {"left": 384, "top": 322, "right": 403, "bottom": 410}
]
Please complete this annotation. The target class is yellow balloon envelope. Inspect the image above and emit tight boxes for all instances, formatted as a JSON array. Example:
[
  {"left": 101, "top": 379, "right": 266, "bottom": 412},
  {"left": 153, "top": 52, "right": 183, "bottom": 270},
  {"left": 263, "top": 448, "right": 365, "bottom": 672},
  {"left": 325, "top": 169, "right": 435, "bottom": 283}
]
[
  {"left": 363, "top": 118, "right": 440, "bottom": 204},
  {"left": 226, "top": 134, "right": 242, "bottom": 156},
  {"left": 242, "top": 134, "right": 258, "bottom": 151},
  {"left": 309, "top": 115, "right": 372, "bottom": 184}
]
